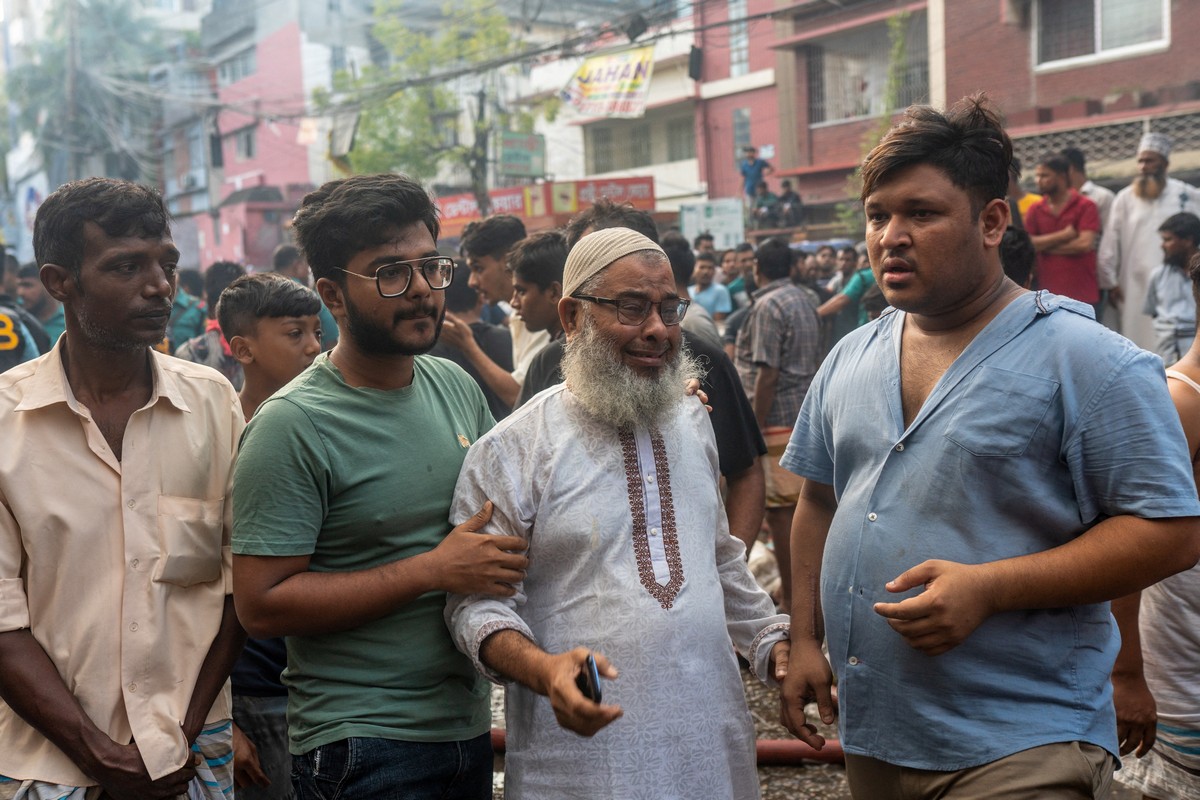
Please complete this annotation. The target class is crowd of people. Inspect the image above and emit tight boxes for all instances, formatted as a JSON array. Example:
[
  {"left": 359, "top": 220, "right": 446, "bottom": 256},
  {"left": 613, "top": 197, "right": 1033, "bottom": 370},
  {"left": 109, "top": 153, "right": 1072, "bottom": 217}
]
[{"left": 0, "top": 92, "right": 1197, "bottom": 800}]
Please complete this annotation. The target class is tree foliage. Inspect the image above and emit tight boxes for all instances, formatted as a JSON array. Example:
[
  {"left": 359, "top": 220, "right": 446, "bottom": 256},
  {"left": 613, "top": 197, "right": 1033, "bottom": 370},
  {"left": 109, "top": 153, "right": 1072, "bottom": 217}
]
[
  {"left": 327, "top": 0, "right": 523, "bottom": 213},
  {"left": 6, "top": 0, "right": 166, "bottom": 184}
]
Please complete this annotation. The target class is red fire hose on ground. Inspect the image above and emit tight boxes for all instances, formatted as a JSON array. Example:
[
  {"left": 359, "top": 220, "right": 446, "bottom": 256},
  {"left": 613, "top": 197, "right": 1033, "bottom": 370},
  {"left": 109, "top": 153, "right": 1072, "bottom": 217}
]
[{"left": 489, "top": 729, "right": 845, "bottom": 765}]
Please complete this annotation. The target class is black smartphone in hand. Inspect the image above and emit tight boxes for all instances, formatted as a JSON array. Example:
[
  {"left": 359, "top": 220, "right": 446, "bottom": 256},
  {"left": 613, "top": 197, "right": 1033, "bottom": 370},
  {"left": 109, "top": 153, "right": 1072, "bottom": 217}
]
[{"left": 575, "top": 653, "right": 603, "bottom": 703}]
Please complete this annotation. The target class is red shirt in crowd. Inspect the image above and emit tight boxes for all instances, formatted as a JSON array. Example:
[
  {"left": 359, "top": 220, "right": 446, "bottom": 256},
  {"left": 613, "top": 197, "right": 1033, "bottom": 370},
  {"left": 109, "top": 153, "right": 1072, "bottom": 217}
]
[{"left": 1024, "top": 190, "right": 1102, "bottom": 304}]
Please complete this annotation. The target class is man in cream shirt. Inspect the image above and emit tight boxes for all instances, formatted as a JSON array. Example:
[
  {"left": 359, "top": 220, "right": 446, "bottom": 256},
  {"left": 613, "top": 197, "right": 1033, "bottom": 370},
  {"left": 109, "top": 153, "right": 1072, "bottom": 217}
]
[{"left": 0, "top": 178, "right": 244, "bottom": 799}]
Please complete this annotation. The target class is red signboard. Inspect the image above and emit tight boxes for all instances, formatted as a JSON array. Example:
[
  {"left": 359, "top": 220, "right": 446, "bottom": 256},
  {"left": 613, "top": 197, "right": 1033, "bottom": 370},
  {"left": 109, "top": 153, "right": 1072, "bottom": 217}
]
[{"left": 436, "top": 177, "right": 655, "bottom": 238}]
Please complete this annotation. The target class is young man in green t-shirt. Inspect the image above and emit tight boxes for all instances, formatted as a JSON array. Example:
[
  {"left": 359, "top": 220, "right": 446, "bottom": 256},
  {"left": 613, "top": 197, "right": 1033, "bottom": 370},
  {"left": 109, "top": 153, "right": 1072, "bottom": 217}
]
[{"left": 231, "top": 174, "right": 529, "bottom": 799}]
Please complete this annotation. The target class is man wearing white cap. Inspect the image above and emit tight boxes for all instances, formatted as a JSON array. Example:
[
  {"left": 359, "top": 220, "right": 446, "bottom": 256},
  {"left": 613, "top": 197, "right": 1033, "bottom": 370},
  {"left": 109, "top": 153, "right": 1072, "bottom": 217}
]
[
  {"left": 1099, "top": 132, "right": 1200, "bottom": 349},
  {"left": 446, "top": 227, "right": 794, "bottom": 799}
]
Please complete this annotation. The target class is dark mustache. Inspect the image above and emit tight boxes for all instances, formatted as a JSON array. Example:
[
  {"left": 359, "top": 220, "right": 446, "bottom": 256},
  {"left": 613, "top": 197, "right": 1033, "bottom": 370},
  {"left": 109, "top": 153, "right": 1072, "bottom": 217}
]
[{"left": 395, "top": 304, "right": 439, "bottom": 320}]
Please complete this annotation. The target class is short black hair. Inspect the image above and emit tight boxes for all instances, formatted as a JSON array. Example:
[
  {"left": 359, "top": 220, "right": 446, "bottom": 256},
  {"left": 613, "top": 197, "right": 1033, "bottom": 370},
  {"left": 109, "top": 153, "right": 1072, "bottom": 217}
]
[
  {"left": 1036, "top": 153, "right": 1071, "bottom": 176},
  {"left": 34, "top": 178, "right": 171, "bottom": 277},
  {"left": 217, "top": 272, "right": 323, "bottom": 340},
  {"left": 695, "top": 251, "right": 717, "bottom": 266},
  {"left": 693, "top": 232, "right": 714, "bottom": 248},
  {"left": 861, "top": 283, "right": 888, "bottom": 317},
  {"left": 507, "top": 230, "right": 567, "bottom": 291},
  {"left": 816, "top": 244, "right": 836, "bottom": 257},
  {"left": 734, "top": 242, "right": 755, "bottom": 255},
  {"left": 1160, "top": 212, "right": 1200, "bottom": 247},
  {"left": 565, "top": 199, "right": 658, "bottom": 248},
  {"left": 441, "top": 260, "right": 480, "bottom": 312},
  {"left": 177, "top": 268, "right": 204, "bottom": 298},
  {"left": 273, "top": 244, "right": 302, "bottom": 271},
  {"left": 756, "top": 238, "right": 792, "bottom": 281},
  {"left": 999, "top": 225, "right": 1036, "bottom": 288},
  {"left": 460, "top": 215, "right": 527, "bottom": 260},
  {"left": 292, "top": 173, "right": 439, "bottom": 284},
  {"left": 204, "top": 261, "right": 246, "bottom": 312},
  {"left": 660, "top": 232, "right": 696, "bottom": 286},
  {"left": 1061, "top": 146, "right": 1086, "bottom": 173},
  {"left": 17, "top": 263, "right": 39, "bottom": 280},
  {"left": 860, "top": 93, "right": 1012, "bottom": 217}
]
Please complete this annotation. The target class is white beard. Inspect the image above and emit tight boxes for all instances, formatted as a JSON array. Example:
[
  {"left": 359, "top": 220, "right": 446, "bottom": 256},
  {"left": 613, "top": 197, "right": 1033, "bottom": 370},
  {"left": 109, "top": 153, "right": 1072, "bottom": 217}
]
[{"left": 562, "top": 313, "right": 701, "bottom": 430}]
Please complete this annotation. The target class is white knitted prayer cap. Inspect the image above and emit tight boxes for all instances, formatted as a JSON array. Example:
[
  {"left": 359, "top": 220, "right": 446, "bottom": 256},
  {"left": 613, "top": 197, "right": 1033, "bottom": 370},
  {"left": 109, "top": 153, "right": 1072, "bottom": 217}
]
[
  {"left": 562, "top": 227, "right": 666, "bottom": 297},
  {"left": 1138, "top": 132, "right": 1171, "bottom": 158}
]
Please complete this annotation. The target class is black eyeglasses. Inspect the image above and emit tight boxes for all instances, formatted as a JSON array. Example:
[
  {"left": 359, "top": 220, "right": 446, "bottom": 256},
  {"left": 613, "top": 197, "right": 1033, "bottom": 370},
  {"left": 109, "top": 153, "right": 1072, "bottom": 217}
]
[
  {"left": 571, "top": 294, "right": 690, "bottom": 326},
  {"left": 339, "top": 256, "right": 455, "bottom": 298}
]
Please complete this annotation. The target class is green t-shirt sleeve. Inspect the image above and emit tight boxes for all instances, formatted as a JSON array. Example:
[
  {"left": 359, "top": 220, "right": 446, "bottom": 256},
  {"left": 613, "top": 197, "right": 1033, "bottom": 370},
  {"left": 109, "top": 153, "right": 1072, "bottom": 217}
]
[
  {"left": 232, "top": 397, "right": 330, "bottom": 556},
  {"left": 842, "top": 269, "right": 875, "bottom": 301}
]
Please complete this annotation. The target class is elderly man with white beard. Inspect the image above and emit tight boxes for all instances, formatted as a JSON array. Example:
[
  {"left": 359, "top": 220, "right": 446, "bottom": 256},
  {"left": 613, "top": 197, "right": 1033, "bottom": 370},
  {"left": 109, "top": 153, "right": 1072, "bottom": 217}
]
[
  {"left": 446, "top": 227, "right": 794, "bottom": 799},
  {"left": 1099, "top": 133, "right": 1200, "bottom": 348}
]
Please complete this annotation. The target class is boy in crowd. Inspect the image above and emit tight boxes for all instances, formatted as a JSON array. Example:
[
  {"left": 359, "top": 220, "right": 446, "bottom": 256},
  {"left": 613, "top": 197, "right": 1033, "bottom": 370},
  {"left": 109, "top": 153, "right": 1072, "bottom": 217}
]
[
  {"left": 220, "top": 273, "right": 323, "bottom": 422},
  {"left": 507, "top": 230, "right": 565, "bottom": 344}
]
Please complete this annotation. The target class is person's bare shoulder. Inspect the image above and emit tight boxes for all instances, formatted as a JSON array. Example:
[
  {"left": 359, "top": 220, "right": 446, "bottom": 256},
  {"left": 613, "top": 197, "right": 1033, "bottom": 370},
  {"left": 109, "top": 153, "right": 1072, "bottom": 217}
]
[{"left": 1166, "top": 360, "right": 1200, "bottom": 460}]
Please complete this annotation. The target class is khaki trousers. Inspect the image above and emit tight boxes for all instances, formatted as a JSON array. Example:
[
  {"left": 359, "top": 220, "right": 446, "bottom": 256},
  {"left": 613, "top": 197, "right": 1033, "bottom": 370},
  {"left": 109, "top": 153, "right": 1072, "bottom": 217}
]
[{"left": 845, "top": 741, "right": 1114, "bottom": 800}]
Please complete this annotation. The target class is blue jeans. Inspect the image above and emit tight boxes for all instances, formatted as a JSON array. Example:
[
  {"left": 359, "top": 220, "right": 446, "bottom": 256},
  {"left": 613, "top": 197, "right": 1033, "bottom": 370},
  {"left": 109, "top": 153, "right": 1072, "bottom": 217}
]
[{"left": 291, "top": 733, "right": 493, "bottom": 800}]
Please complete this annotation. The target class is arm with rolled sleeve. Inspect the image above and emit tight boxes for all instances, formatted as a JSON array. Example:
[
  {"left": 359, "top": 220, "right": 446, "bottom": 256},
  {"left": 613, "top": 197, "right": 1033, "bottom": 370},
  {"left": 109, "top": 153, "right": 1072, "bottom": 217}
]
[{"left": 445, "top": 434, "right": 535, "bottom": 683}]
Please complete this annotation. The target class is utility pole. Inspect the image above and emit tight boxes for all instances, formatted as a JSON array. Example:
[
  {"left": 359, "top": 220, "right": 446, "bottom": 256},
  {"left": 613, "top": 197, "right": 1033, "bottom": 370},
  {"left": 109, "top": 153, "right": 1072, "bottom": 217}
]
[
  {"left": 472, "top": 87, "right": 491, "bottom": 216},
  {"left": 65, "top": 0, "right": 80, "bottom": 180}
]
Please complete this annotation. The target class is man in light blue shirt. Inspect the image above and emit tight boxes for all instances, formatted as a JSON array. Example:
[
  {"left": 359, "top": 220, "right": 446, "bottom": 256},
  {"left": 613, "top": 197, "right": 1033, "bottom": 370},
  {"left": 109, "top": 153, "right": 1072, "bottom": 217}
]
[
  {"left": 779, "top": 96, "right": 1200, "bottom": 799},
  {"left": 688, "top": 253, "right": 732, "bottom": 322},
  {"left": 1143, "top": 212, "right": 1200, "bottom": 363}
]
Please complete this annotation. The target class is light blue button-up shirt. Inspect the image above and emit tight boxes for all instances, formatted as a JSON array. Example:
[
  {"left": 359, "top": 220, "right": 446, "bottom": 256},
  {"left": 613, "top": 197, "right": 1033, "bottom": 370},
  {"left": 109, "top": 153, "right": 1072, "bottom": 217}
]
[{"left": 782, "top": 291, "right": 1200, "bottom": 770}]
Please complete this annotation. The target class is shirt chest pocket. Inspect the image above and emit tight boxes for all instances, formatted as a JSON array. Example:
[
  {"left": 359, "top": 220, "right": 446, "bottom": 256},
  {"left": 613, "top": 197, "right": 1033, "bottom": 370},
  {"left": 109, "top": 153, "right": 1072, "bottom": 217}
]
[
  {"left": 944, "top": 367, "right": 1060, "bottom": 457},
  {"left": 154, "top": 495, "right": 224, "bottom": 586}
]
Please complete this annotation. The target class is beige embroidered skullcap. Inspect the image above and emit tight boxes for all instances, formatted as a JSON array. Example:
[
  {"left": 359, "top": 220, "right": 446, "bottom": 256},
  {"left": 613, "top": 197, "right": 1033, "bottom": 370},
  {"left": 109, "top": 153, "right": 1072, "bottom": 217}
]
[
  {"left": 1138, "top": 132, "right": 1171, "bottom": 158},
  {"left": 562, "top": 227, "right": 666, "bottom": 297}
]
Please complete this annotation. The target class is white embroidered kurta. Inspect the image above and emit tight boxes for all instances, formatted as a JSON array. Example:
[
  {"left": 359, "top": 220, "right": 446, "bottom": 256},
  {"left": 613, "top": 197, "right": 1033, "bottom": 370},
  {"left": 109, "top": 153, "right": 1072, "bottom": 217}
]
[
  {"left": 447, "top": 385, "right": 788, "bottom": 800},
  {"left": 1098, "top": 177, "right": 1200, "bottom": 350}
]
